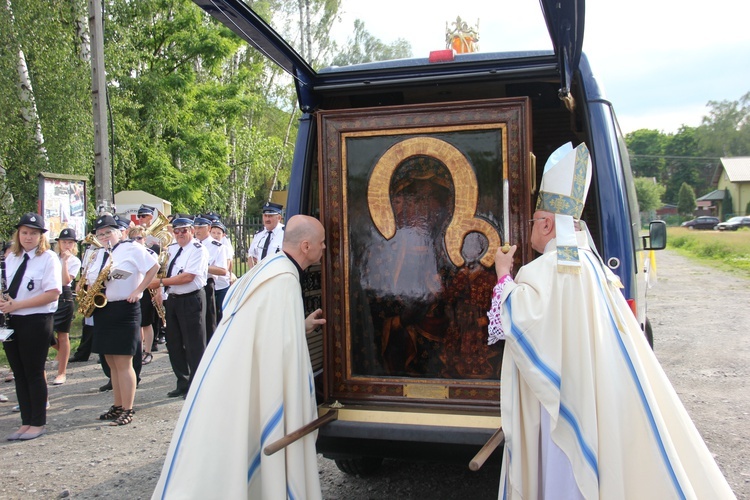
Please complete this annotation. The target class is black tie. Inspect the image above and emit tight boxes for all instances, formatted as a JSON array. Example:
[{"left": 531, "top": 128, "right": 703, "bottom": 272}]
[
  {"left": 7, "top": 254, "right": 29, "bottom": 299},
  {"left": 261, "top": 231, "right": 273, "bottom": 259},
  {"left": 167, "top": 247, "right": 183, "bottom": 278},
  {"left": 98, "top": 251, "right": 110, "bottom": 273}
]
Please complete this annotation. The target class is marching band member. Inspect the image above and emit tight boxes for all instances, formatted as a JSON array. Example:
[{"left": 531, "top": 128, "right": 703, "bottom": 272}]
[
  {"left": 209, "top": 220, "right": 232, "bottom": 324},
  {"left": 1, "top": 213, "right": 62, "bottom": 441},
  {"left": 193, "top": 216, "right": 229, "bottom": 343},
  {"left": 87, "top": 215, "right": 158, "bottom": 426},
  {"left": 149, "top": 217, "right": 208, "bottom": 398},
  {"left": 50, "top": 228, "right": 82, "bottom": 385},
  {"left": 247, "top": 202, "right": 284, "bottom": 268}
]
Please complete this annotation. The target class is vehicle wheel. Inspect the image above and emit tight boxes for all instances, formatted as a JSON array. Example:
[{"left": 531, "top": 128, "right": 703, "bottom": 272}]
[
  {"left": 334, "top": 456, "right": 384, "bottom": 476},
  {"left": 645, "top": 318, "right": 654, "bottom": 349}
]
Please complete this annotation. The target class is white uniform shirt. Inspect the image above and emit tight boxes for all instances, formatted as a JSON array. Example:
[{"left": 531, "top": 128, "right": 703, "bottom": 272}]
[
  {"left": 85, "top": 240, "right": 158, "bottom": 301},
  {"left": 199, "top": 236, "right": 230, "bottom": 285},
  {"left": 60, "top": 254, "right": 82, "bottom": 286},
  {"left": 248, "top": 223, "right": 284, "bottom": 263},
  {"left": 165, "top": 239, "right": 208, "bottom": 295},
  {"left": 5, "top": 248, "right": 62, "bottom": 315}
]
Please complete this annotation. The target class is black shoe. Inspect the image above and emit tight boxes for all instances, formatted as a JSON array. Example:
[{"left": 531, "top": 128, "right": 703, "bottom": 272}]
[
  {"left": 167, "top": 388, "right": 186, "bottom": 398},
  {"left": 99, "top": 381, "right": 113, "bottom": 392},
  {"left": 157, "top": 337, "right": 166, "bottom": 344},
  {"left": 69, "top": 356, "right": 88, "bottom": 363}
]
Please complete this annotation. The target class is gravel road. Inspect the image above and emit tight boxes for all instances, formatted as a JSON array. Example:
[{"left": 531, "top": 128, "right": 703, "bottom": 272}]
[{"left": 0, "top": 249, "right": 747, "bottom": 499}]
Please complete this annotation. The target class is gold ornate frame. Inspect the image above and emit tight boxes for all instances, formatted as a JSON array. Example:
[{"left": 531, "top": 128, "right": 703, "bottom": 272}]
[{"left": 318, "top": 98, "right": 532, "bottom": 408}]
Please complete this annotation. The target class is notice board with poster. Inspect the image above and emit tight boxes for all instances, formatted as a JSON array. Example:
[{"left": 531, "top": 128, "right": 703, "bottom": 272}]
[
  {"left": 317, "top": 98, "right": 533, "bottom": 408},
  {"left": 38, "top": 172, "right": 88, "bottom": 240}
]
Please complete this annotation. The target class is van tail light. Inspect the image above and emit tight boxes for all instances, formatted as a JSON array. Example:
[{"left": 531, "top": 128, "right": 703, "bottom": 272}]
[{"left": 626, "top": 299, "right": 637, "bottom": 319}]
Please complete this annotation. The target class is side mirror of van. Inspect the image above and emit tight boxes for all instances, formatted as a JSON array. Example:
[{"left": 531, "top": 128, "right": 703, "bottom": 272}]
[{"left": 643, "top": 220, "right": 667, "bottom": 250}]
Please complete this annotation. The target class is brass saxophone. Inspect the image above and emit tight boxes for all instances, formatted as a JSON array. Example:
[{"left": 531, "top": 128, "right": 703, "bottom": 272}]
[
  {"left": 75, "top": 235, "right": 103, "bottom": 299},
  {"left": 144, "top": 211, "right": 173, "bottom": 326},
  {"left": 78, "top": 246, "right": 112, "bottom": 318}
]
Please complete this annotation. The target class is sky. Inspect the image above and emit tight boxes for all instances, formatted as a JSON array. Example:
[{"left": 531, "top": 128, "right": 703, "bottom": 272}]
[{"left": 328, "top": 0, "right": 750, "bottom": 135}]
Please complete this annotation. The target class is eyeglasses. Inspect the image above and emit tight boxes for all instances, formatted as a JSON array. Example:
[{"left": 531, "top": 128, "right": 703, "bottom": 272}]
[
  {"left": 137, "top": 214, "right": 150, "bottom": 218},
  {"left": 96, "top": 230, "right": 114, "bottom": 240},
  {"left": 134, "top": 236, "right": 144, "bottom": 241},
  {"left": 173, "top": 228, "right": 190, "bottom": 235},
  {"left": 527, "top": 217, "right": 547, "bottom": 225}
]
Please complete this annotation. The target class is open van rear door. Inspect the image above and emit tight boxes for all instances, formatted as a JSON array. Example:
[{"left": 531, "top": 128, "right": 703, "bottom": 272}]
[
  {"left": 539, "top": 0, "right": 585, "bottom": 104},
  {"left": 193, "top": 0, "right": 585, "bottom": 110}
]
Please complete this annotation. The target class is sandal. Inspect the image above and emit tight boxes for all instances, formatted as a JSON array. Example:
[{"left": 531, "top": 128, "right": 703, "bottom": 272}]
[
  {"left": 142, "top": 352, "right": 153, "bottom": 365},
  {"left": 98, "top": 405, "right": 123, "bottom": 421},
  {"left": 110, "top": 408, "right": 135, "bottom": 426}
]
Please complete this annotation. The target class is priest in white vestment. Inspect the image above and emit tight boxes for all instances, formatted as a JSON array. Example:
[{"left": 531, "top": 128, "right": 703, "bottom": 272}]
[
  {"left": 487, "top": 143, "right": 735, "bottom": 499},
  {"left": 153, "top": 215, "right": 327, "bottom": 500}
]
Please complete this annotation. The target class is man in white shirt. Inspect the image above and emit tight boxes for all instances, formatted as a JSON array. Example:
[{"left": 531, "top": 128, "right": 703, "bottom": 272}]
[
  {"left": 193, "top": 216, "right": 229, "bottom": 343},
  {"left": 150, "top": 217, "right": 209, "bottom": 398},
  {"left": 247, "top": 202, "right": 284, "bottom": 268}
]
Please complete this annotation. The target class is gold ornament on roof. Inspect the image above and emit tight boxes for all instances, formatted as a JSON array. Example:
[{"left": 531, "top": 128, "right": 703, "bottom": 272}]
[{"left": 446, "top": 16, "right": 479, "bottom": 54}]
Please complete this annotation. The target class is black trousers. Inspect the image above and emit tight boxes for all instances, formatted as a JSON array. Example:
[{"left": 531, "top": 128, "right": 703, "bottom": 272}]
[
  {"left": 204, "top": 279, "right": 216, "bottom": 343},
  {"left": 3, "top": 313, "right": 53, "bottom": 426},
  {"left": 214, "top": 286, "right": 229, "bottom": 325},
  {"left": 72, "top": 320, "right": 94, "bottom": 361},
  {"left": 165, "top": 289, "right": 206, "bottom": 392}
]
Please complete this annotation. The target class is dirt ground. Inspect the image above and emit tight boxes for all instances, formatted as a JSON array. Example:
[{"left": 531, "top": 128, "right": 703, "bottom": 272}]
[{"left": 0, "top": 249, "right": 747, "bottom": 499}]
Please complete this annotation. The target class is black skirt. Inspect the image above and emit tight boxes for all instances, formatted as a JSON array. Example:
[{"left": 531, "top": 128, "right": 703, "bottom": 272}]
[
  {"left": 53, "top": 286, "right": 75, "bottom": 333},
  {"left": 92, "top": 300, "right": 141, "bottom": 356}
]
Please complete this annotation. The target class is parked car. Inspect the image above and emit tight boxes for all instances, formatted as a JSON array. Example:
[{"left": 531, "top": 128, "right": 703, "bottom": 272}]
[
  {"left": 681, "top": 216, "right": 720, "bottom": 230},
  {"left": 715, "top": 216, "right": 750, "bottom": 231}
]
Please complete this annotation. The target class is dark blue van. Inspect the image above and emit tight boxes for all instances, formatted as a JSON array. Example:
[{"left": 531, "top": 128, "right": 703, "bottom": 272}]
[{"left": 193, "top": 0, "right": 665, "bottom": 474}]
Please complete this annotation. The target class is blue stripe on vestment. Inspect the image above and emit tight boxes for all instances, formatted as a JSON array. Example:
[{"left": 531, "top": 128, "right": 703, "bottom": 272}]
[
  {"left": 247, "top": 403, "right": 284, "bottom": 483},
  {"left": 583, "top": 252, "right": 686, "bottom": 499},
  {"left": 505, "top": 297, "right": 600, "bottom": 478},
  {"left": 159, "top": 254, "right": 287, "bottom": 498}
]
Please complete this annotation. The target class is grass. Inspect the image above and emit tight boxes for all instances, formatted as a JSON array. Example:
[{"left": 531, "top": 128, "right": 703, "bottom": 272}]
[
  {"left": 667, "top": 226, "right": 750, "bottom": 276},
  {"left": 1, "top": 312, "right": 84, "bottom": 369}
]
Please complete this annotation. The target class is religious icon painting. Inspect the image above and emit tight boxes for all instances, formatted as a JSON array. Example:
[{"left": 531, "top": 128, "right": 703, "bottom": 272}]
[{"left": 318, "top": 98, "right": 533, "bottom": 407}]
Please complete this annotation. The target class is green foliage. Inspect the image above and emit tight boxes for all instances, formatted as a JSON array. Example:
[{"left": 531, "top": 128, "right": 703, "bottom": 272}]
[
  {"left": 331, "top": 19, "right": 412, "bottom": 66},
  {"left": 626, "top": 129, "right": 667, "bottom": 179},
  {"left": 0, "top": 0, "right": 93, "bottom": 232},
  {"left": 668, "top": 227, "right": 750, "bottom": 275},
  {"left": 696, "top": 92, "right": 750, "bottom": 157},
  {"left": 634, "top": 177, "right": 665, "bottom": 213},
  {"left": 723, "top": 188, "right": 734, "bottom": 217},
  {"left": 677, "top": 183, "right": 696, "bottom": 215}
]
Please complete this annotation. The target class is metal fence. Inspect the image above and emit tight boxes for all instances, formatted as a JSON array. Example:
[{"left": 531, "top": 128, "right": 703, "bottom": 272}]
[{"left": 222, "top": 215, "right": 263, "bottom": 278}]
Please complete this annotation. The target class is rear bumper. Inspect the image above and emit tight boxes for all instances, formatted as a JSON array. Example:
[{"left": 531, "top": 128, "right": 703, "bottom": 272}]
[{"left": 315, "top": 405, "right": 501, "bottom": 463}]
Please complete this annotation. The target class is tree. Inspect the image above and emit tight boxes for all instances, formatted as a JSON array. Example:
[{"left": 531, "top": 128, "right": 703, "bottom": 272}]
[
  {"left": 696, "top": 92, "right": 750, "bottom": 157},
  {"left": 677, "top": 183, "right": 696, "bottom": 216},
  {"left": 663, "top": 126, "right": 714, "bottom": 204},
  {"left": 331, "top": 19, "right": 412, "bottom": 66},
  {"left": 634, "top": 177, "right": 665, "bottom": 213},
  {"left": 724, "top": 188, "right": 734, "bottom": 218},
  {"left": 625, "top": 129, "right": 667, "bottom": 182}
]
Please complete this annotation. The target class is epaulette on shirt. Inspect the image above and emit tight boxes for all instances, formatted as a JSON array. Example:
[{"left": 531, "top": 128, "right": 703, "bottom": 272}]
[
  {"left": 193, "top": 242, "right": 202, "bottom": 248},
  {"left": 147, "top": 248, "right": 156, "bottom": 255},
  {"left": 211, "top": 240, "right": 223, "bottom": 247}
]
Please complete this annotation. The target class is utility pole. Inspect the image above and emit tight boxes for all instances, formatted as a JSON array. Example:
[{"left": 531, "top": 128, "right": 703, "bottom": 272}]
[{"left": 89, "top": 0, "right": 112, "bottom": 214}]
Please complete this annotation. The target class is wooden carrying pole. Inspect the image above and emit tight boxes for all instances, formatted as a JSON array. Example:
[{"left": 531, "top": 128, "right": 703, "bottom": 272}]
[
  {"left": 469, "top": 427, "right": 505, "bottom": 471},
  {"left": 263, "top": 410, "right": 338, "bottom": 456}
]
